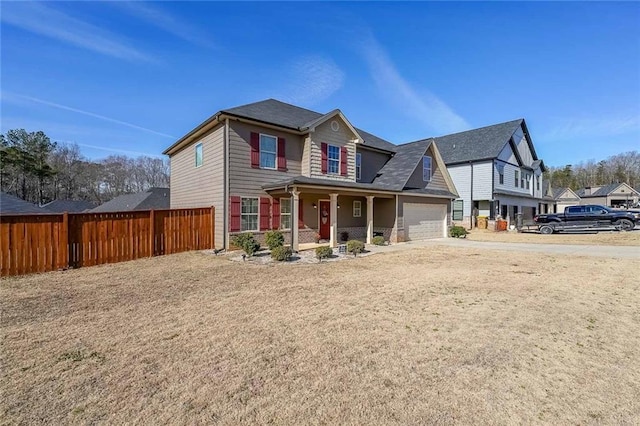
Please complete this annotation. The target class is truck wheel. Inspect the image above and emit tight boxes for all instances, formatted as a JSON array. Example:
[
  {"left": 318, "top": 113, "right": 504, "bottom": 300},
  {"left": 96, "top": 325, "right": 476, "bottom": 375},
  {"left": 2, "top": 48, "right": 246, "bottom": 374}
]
[
  {"left": 539, "top": 225, "right": 554, "bottom": 235},
  {"left": 615, "top": 219, "right": 634, "bottom": 231}
]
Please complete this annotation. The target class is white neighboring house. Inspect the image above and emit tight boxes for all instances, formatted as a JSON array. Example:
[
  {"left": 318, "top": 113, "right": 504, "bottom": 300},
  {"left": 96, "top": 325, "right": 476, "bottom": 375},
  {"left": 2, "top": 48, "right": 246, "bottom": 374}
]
[{"left": 435, "top": 119, "right": 546, "bottom": 227}]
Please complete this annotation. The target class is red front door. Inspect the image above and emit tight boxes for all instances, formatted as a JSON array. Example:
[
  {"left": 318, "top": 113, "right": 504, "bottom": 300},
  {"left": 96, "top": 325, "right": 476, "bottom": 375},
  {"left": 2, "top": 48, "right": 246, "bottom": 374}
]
[{"left": 319, "top": 200, "right": 331, "bottom": 239}]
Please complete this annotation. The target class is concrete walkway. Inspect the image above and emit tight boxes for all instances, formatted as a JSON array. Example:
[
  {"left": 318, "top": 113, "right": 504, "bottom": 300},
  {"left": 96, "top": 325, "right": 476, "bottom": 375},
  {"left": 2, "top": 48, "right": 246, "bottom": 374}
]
[{"left": 365, "top": 238, "right": 640, "bottom": 259}]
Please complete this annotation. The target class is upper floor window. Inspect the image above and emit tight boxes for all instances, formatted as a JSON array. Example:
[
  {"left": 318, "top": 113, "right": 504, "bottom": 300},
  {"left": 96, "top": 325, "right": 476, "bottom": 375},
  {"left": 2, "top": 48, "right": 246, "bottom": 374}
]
[
  {"left": 525, "top": 173, "right": 530, "bottom": 190},
  {"left": 328, "top": 145, "right": 340, "bottom": 174},
  {"left": 260, "top": 134, "right": 277, "bottom": 169},
  {"left": 521, "top": 172, "right": 525, "bottom": 188},
  {"left": 241, "top": 197, "right": 259, "bottom": 231},
  {"left": 356, "top": 153, "right": 362, "bottom": 180},
  {"left": 195, "top": 143, "right": 203, "bottom": 167},
  {"left": 423, "top": 156, "right": 432, "bottom": 182},
  {"left": 280, "top": 198, "right": 291, "bottom": 230},
  {"left": 514, "top": 170, "right": 519, "bottom": 187},
  {"left": 536, "top": 176, "right": 540, "bottom": 191},
  {"left": 497, "top": 163, "right": 504, "bottom": 185},
  {"left": 251, "top": 132, "right": 286, "bottom": 171}
]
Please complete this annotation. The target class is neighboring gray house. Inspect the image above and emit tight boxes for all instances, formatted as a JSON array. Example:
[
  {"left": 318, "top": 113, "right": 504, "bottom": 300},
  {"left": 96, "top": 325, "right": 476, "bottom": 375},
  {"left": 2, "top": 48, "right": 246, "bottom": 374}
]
[
  {"left": 42, "top": 199, "right": 97, "bottom": 213},
  {"left": 576, "top": 183, "right": 640, "bottom": 208},
  {"left": 435, "top": 119, "right": 547, "bottom": 227},
  {"left": 551, "top": 187, "right": 581, "bottom": 213},
  {"left": 164, "top": 99, "right": 459, "bottom": 250},
  {"left": 0, "top": 192, "right": 46, "bottom": 214},
  {"left": 90, "top": 187, "right": 170, "bottom": 213}
]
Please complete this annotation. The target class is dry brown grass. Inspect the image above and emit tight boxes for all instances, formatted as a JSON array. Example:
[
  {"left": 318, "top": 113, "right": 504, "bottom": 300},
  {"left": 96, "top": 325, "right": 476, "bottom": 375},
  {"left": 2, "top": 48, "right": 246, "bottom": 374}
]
[
  {"left": 2, "top": 246, "right": 639, "bottom": 425},
  {"left": 467, "top": 228, "right": 640, "bottom": 246}
]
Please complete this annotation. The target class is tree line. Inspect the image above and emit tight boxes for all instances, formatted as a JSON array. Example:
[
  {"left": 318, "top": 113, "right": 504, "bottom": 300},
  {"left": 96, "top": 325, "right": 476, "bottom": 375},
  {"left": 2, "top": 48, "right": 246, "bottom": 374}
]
[
  {"left": 1, "top": 129, "right": 169, "bottom": 205},
  {"left": 545, "top": 151, "right": 640, "bottom": 191}
]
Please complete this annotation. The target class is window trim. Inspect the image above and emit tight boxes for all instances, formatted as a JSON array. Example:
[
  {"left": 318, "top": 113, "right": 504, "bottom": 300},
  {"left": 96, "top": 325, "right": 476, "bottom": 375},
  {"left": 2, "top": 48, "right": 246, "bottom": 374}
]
[
  {"left": 514, "top": 170, "right": 519, "bottom": 187},
  {"left": 280, "top": 198, "right": 291, "bottom": 230},
  {"left": 327, "top": 144, "right": 340, "bottom": 175},
  {"left": 423, "top": 155, "right": 432, "bottom": 182},
  {"left": 452, "top": 199, "right": 464, "bottom": 221},
  {"left": 195, "top": 143, "right": 203, "bottom": 168},
  {"left": 240, "top": 197, "right": 259, "bottom": 232},
  {"left": 497, "top": 163, "right": 505, "bottom": 185},
  {"left": 259, "top": 133, "right": 277, "bottom": 170},
  {"left": 536, "top": 176, "right": 540, "bottom": 191},
  {"left": 526, "top": 173, "right": 530, "bottom": 190},
  {"left": 353, "top": 200, "right": 362, "bottom": 217},
  {"left": 356, "top": 153, "right": 362, "bottom": 180}
]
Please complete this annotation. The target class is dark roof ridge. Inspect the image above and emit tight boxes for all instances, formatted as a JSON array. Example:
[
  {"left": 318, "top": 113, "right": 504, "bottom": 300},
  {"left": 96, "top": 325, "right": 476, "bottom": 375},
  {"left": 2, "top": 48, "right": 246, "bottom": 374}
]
[{"left": 432, "top": 118, "right": 524, "bottom": 139}]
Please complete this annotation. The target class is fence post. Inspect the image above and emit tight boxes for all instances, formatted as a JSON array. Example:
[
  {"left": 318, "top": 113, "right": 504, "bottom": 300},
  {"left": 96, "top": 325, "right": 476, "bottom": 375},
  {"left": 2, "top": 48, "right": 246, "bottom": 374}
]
[
  {"left": 62, "top": 212, "right": 69, "bottom": 270},
  {"left": 211, "top": 206, "right": 215, "bottom": 249},
  {"left": 149, "top": 209, "right": 155, "bottom": 257}
]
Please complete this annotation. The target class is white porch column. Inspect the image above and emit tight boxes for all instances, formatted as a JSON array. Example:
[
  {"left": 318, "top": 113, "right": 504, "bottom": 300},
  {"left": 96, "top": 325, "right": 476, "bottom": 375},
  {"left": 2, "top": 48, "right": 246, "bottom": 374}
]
[
  {"left": 291, "top": 190, "right": 300, "bottom": 251},
  {"left": 329, "top": 193, "right": 338, "bottom": 248},
  {"left": 366, "top": 195, "right": 374, "bottom": 244}
]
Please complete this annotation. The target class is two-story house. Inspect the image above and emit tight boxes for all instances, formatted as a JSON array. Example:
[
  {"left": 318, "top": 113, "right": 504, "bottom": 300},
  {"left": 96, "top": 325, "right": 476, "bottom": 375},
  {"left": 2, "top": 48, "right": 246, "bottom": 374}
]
[
  {"left": 434, "top": 119, "right": 547, "bottom": 227},
  {"left": 163, "top": 99, "right": 459, "bottom": 250}
]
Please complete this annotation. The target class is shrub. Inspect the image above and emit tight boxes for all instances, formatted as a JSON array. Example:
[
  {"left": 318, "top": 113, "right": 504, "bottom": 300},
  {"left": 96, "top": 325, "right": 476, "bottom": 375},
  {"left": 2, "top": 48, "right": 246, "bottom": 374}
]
[
  {"left": 270, "top": 246, "right": 292, "bottom": 261},
  {"left": 264, "top": 230, "right": 284, "bottom": 250},
  {"left": 315, "top": 246, "right": 333, "bottom": 262},
  {"left": 372, "top": 235, "right": 385, "bottom": 246},
  {"left": 346, "top": 240, "right": 365, "bottom": 256},
  {"left": 340, "top": 231, "right": 349, "bottom": 242},
  {"left": 231, "top": 233, "right": 261, "bottom": 256},
  {"left": 449, "top": 226, "right": 468, "bottom": 238}
]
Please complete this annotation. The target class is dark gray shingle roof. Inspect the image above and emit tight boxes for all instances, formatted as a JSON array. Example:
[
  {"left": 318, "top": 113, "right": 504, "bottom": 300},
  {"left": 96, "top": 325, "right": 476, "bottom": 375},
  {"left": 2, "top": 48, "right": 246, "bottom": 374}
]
[
  {"left": 223, "top": 99, "right": 397, "bottom": 152},
  {"left": 91, "top": 188, "right": 170, "bottom": 212},
  {"left": 261, "top": 175, "right": 456, "bottom": 198},
  {"left": 551, "top": 187, "right": 580, "bottom": 200},
  {"left": 575, "top": 183, "right": 638, "bottom": 197},
  {"left": 42, "top": 199, "right": 97, "bottom": 213},
  {"left": 372, "top": 139, "right": 433, "bottom": 190},
  {"left": 434, "top": 119, "right": 524, "bottom": 164},
  {"left": 0, "top": 192, "right": 46, "bottom": 214}
]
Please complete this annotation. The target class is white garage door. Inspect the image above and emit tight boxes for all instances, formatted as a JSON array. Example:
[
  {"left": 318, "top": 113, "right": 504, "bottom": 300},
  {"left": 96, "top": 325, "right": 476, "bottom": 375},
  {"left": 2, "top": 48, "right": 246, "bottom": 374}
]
[{"left": 404, "top": 203, "right": 446, "bottom": 240}]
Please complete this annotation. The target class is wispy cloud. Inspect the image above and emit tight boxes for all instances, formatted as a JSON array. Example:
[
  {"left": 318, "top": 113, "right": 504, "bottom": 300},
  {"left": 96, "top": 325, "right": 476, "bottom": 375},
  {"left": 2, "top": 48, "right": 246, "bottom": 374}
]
[
  {"left": 278, "top": 55, "right": 345, "bottom": 106},
  {"left": 5, "top": 93, "right": 175, "bottom": 139},
  {"left": 542, "top": 115, "right": 640, "bottom": 141},
  {"left": 64, "top": 141, "right": 163, "bottom": 158},
  {"left": 0, "top": 2, "right": 151, "bottom": 62},
  {"left": 113, "top": 2, "right": 214, "bottom": 48},
  {"left": 359, "top": 33, "right": 469, "bottom": 135}
]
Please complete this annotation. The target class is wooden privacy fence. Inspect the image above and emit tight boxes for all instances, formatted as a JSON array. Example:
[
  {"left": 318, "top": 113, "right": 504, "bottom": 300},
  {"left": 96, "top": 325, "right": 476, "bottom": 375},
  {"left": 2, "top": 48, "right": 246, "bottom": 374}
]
[{"left": 0, "top": 207, "right": 215, "bottom": 277}]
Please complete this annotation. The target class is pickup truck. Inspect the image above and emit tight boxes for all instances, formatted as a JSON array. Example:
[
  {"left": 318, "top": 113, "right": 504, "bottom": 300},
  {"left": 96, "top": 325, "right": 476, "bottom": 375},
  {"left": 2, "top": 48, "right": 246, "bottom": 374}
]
[{"left": 533, "top": 204, "right": 639, "bottom": 234}]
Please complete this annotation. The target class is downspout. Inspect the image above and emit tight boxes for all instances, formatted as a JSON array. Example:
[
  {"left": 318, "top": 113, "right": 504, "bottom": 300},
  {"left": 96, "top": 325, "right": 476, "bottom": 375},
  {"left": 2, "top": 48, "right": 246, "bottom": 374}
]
[
  {"left": 395, "top": 193, "right": 399, "bottom": 243},
  {"left": 491, "top": 160, "right": 495, "bottom": 220},
  {"left": 469, "top": 161, "right": 474, "bottom": 230},
  {"left": 224, "top": 118, "right": 230, "bottom": 250}
]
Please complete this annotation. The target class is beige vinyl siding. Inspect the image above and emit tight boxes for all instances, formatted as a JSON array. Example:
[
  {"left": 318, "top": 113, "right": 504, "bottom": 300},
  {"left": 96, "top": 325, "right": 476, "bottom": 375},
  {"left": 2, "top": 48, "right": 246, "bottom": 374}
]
[
  {"left": 309, "top": 117, "right": 356, "bottom": 182},
  {"left": 404, "top": 146, "right": 449, "bottom": 192},
  {"left": 358, "top": 147, "right": 392, "bottom": 183},
  {"left": 169, "top": 124, "right": 225, "bottom": 248},
  {"left": 336, "top": 195, "right": 367, "bottom": 227},
  {"left": 301, "top": 135, "right": 311, "bottom": 176},
  {"left": 228, "top": 120, "right": 303, "bottom": 197}
]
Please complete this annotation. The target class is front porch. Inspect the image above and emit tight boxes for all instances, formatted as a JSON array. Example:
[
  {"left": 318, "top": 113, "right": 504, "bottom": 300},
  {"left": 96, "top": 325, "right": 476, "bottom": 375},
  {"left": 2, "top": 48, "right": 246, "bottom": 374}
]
[{"left": 265, "top": 186, "right": 396, "bottom": 251}]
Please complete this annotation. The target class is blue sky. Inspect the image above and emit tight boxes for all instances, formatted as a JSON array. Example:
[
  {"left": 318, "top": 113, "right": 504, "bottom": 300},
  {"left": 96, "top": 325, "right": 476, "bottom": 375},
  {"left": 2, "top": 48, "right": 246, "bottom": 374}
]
[{"left": 1, "top": 1, "right": 638, "bottom": 166}]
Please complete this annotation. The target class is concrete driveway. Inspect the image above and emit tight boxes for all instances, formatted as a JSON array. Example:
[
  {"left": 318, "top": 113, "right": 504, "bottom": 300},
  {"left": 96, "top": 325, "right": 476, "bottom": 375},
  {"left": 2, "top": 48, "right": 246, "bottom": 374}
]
[{"left": 368, "top": 238, "right": 640, "bottom": 259}]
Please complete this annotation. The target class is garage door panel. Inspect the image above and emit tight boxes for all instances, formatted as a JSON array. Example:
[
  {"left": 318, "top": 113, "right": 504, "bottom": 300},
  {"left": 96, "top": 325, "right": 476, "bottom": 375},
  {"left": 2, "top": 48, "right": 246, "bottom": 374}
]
[{"left": 404, "top": 203, "right": 446, "bottom": 240}]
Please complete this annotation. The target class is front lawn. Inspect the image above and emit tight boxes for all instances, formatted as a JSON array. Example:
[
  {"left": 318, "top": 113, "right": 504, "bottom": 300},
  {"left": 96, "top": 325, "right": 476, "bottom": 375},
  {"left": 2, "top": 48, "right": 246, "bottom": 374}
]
[{"left": 2, "top": 246, "right": 638, "bottom": 424}]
